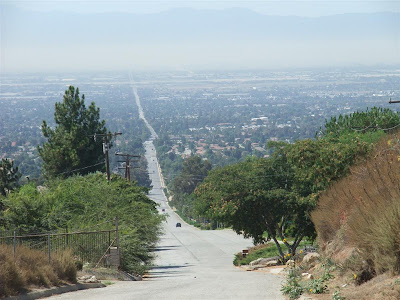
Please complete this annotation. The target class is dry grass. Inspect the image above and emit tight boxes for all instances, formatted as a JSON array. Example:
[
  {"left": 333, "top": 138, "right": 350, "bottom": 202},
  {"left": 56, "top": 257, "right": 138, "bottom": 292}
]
[
  {"left": 311, "top": 133, "right": 400, "bottom": 280},
  {"left": 340, "top": 273, "right": 400, "bottom": 300},
  {"left": 0, "top": 244, "right": 77, "bottom": 298},
  {"left": 52, "top": 249, "right": 78, "bottom": 283},
  {"left": 308, "top": 272, "right": 400, "bottom": 300},
  {"left": 293, "top": 258, "right": 400, "bottom": 300}
]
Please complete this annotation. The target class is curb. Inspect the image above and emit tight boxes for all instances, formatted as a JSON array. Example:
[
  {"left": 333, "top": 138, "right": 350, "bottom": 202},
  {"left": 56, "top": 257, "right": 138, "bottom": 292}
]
[{"left": 5, "top": 282, "right": 106, "bottom": 300}]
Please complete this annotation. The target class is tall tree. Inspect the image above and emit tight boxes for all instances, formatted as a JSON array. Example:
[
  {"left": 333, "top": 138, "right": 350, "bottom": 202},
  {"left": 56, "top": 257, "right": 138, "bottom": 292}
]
[
  {"left": 0, "top": 158, "right": 21, "bottom": 197},
  {"left": 169, "top": 155, "right": 212, "bottom": 222},
  {"left": 194, "top": 157, "right": 314, "bottom": 259},
  {"left": 38, "top": 86, "right": 108, "bottom": 178},
  {"left": 171, "top": 155, "right": 212, "bottom": 195}
]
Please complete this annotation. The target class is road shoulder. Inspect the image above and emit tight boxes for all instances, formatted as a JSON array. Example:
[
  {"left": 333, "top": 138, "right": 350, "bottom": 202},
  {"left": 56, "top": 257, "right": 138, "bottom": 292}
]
[{"left": 5, "top": 282, "right": 106, "bottom": 300}]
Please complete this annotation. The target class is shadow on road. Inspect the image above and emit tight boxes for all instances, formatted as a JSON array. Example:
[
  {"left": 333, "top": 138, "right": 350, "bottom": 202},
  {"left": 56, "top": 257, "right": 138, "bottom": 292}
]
[
  {"left": 152, "top": 245, "right": 180, "bottom": 252},
  {"left": 151, "top": 264, "right": 191, "bottom": 270},
  {"left": 146, "top": 264, "right": 193, "bottom": 280}
]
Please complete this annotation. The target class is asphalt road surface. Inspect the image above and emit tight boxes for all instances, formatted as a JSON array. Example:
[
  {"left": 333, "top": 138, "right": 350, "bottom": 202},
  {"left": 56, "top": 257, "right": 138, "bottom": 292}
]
[{"left": 47, "top": 88, "right": 284, "bottom": 300}]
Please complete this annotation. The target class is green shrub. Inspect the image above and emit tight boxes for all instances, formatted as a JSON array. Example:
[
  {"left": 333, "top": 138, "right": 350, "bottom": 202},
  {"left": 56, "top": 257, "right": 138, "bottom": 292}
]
[
  {"left": 74, "top": 260, "right": 83, "bottom": 271},
  {"left": 281, "top": 267, "right": 304, "bottom": 299},
  {"left": 306, "top": 278, "right": 328, "bottom": 294},
  {"left": 1, "top": 174, "right": 164, "bottom": 275},
  {"left": 332, "top": 290, "right": 346, "bottom": 300}
]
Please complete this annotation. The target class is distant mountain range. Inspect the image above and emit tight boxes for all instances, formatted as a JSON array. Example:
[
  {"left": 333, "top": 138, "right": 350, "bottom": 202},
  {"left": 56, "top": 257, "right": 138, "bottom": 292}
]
[
  {"left": 3, "top": 7, "right": 399, "bottom": 46},
  {"left": 2, "top": 6, "right": 399, "bottom": 71}
]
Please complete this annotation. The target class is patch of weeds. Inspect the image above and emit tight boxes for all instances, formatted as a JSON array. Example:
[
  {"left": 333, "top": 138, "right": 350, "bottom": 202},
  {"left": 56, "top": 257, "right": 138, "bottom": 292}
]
[
  {"left": 102, "top": 281, "right": 115, "bottom": 286},
  {"left": 306, "top": 258, "right": 336, "bottom": 294},
  {"left": 307, "top": 278, "right": 328, "bottom": 294},
  {"left": 332, "top": 290, "right": 346, "bottom": 300},
  {"left": 281, "top": 256, "right": 338, "bottom": 299},
  {"left": 281, "top": 266, "right": 304, "bottom": 300}
]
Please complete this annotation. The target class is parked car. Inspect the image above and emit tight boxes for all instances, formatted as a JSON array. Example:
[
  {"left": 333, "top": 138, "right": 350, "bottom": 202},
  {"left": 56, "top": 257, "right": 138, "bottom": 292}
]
[{"left": 176, "top": 222, "right": 181, "bottom": 227}]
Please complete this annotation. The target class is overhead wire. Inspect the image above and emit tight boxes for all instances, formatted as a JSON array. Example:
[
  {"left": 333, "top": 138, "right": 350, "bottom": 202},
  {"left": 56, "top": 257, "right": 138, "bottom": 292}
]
[{"left": 52, "top": 161, "right": 105, "bottom": 176}]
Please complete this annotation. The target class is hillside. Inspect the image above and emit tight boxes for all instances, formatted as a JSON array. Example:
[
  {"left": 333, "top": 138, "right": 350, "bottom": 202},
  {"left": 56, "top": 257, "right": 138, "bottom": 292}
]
[{"left": 278, "top": 132, "right": 400, "bottom": 300}]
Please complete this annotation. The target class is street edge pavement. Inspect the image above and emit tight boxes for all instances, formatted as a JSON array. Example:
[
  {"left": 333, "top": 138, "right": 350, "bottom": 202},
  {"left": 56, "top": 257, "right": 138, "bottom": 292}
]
[{"left": 5, "top": 282, "right": 106, "bottom": 300}]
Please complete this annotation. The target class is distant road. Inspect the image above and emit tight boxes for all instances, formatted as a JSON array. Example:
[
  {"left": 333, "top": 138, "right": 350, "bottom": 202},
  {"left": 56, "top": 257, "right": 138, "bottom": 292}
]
[
  {"left": 129, "top": 73, "right": 158, "bottom": 139},
  {"left": 47, "top": 83, "right": 284, "bottom": 300}
]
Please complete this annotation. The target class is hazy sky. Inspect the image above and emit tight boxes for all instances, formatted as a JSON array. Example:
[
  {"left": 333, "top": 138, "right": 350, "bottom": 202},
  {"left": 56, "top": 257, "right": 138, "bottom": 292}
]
[
  {"left": 1, "top": 1, "right": 399, "bottom": 73},
  {"left": 6, "top": 0, "right": 400, "bottom": 16}
]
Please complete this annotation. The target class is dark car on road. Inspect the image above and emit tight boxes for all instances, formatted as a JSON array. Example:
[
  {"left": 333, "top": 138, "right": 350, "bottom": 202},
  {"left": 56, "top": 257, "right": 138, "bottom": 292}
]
[{"left": 176, "top": 222, "right": 181, "bottom": 227}]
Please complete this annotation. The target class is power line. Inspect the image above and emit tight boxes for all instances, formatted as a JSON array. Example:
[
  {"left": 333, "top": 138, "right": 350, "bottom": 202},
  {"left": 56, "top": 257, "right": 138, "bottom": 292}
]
[
  {"left": 54, "top": 162, "right": 104, "bottom": 176},
  {"left": 115, "top": 153, "right": 141, "bottom": 181},
  {"left": 350, "top": 123, "right": 400, "bottom": 132}
]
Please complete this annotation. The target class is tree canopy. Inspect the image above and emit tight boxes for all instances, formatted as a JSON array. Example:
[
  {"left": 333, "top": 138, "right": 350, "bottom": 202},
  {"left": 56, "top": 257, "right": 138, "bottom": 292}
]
[
  {"left": 171, "top": 155, "right": 212, "bottom": 195},
  {"left": 321, "top": 107, "right": 400, "bottom": 138},
  {"left": 194, "top": 157, "right": 314, "bottom": 259},
  {"left": 0, "top": 158, "right": 21, "bottom": 197},
  {"left": 38, "top": 86, "right": 108, "bottom": 178},
  {"left": 168, "top": 156, "right": 212, "bottom": 225}
]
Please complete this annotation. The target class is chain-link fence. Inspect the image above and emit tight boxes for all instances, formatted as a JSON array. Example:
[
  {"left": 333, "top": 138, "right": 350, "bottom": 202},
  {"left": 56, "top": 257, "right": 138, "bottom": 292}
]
[{"left": 0, "top": 219, "right": 120, "bottom": 267}]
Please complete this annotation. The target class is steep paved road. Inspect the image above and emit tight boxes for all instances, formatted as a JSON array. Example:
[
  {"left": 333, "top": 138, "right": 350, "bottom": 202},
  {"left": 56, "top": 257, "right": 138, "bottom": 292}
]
[{"left": 48, "top": 85, "right": 284, "bottom": 300}]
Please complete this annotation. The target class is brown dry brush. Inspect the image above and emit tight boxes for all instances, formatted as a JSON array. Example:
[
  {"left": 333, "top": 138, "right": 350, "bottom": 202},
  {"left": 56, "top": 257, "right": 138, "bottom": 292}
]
[
  {"left": 0, "top": 244, "right": 77, "bottom": 298},
  {"left": 312, "top": 134, "right": 400, "bottom": 279}
]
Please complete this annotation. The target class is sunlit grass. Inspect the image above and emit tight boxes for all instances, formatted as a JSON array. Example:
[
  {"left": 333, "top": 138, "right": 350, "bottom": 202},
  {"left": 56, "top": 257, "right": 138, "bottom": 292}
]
[{"left": 233, "top": 240, "right": 313, "bottom": 266}]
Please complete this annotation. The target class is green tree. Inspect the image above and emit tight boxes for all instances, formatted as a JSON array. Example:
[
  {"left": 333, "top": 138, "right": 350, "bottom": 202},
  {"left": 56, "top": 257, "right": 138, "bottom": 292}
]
[
  {"left": 171, "top": 155, "right": 212, "bottom": 195},
  {"left": 195, "top": 157, "right": 314, "bottom": 259},
  {"left": 276, "top": 132, "right": 381, "bottom": 197},
  {"left": 38, "top": 86, "right": 108, "bottom": 178},
  {"left": 321, "top": 107, "right": 400, "bottom": 138},
  {"left": 169, "top": 156, "right": 212, "bottom": 223},
  {"left": 0, "top": 158, "right": 21, "bottom": 197}
]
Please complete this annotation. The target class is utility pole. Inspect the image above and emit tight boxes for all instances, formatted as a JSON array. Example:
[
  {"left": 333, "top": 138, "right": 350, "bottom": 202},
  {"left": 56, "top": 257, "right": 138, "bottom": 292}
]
[
  {"left": 115, "top": 153, "right": 140, "bottom": 181},
  {"left": 88, "top": 132, "right": 122, "bottom": 182},
  {"left": 389, "top": 98, "right": 400, "bottom": 104}
]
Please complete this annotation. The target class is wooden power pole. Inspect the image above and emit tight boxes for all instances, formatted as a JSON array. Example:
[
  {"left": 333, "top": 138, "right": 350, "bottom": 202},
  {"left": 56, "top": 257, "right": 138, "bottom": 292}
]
[
  {"left": 88, "top": 132, "right": 122, "bottom": 181},
  {"left": 115, "top": 153, "right": 140, "bottom": 181}
]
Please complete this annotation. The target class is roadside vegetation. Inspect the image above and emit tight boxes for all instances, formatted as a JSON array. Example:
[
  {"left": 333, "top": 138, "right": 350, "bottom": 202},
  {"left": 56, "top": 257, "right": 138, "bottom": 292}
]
[
  {"left": 194, "top": 108, "right": 394, "bottom": 261},
  {"left": 233, "top": 240, "right": 314, "bottom": 266},
  {"left": 0, "top": 244, "right": 76, "bottom": 298},
  {"left": 0, "top": 86, "right": 163, "bottom": 292},
  {"left": 189, "top": 107, "right": 400, "bottom": 298},
  {"left": 280, "top": 124, "right": 400, "bottom": 298},
  {"left": 0, "top": 173, "right": 163, "bottom": 274}
]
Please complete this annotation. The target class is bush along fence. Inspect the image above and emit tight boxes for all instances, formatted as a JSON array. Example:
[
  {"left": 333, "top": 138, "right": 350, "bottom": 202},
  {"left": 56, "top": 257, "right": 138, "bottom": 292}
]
[{"left": 0, "top": 217, "right": 121, "bottom": 268}]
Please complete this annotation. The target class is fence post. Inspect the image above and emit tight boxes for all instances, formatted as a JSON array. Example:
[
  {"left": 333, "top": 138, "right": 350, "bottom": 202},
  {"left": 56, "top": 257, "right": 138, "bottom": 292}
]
[
  {"left": 66, "top": 227, "right": 69, "bottom": 246},
  {"left": 115, "top": 216, "right": 120, "bottom": 268},
  {"left": 13, "top": 230, "right": 16, "bottom": 259},
  {"left": 48, "top": 233, "right": 51, "bottom": 263}
]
